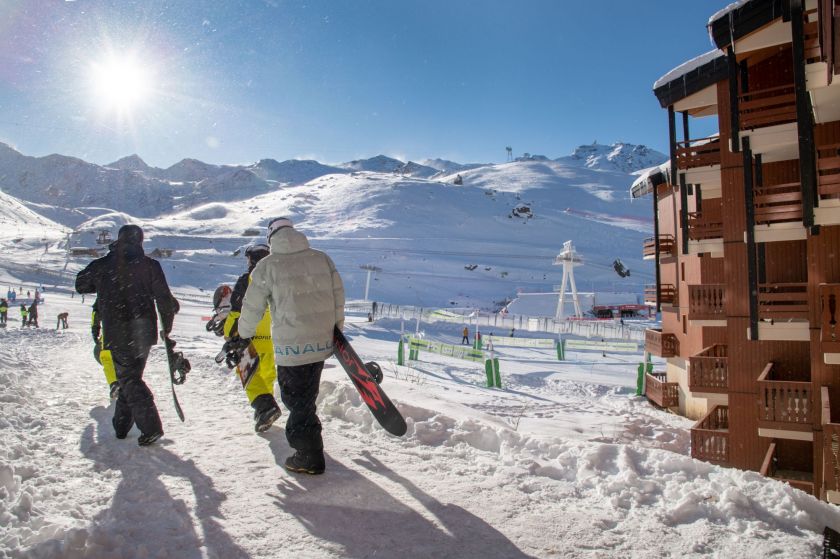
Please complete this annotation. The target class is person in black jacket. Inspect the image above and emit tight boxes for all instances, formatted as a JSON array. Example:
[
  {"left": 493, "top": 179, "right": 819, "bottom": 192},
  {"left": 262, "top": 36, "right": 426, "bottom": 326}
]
[{"left": 75, "top": 224, "right": 180, "bottom": 446}]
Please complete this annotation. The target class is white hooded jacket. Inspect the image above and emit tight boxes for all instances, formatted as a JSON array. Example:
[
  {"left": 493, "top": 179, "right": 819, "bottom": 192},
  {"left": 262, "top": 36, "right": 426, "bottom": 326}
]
[{"left": 237, "top": 226, "right": 345, "bottom": 366}]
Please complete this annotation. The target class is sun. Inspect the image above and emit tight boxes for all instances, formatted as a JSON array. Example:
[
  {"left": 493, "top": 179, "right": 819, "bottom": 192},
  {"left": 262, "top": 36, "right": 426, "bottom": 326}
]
[{"left": 88, "top": 53, "right": 154, "bottom": 113}]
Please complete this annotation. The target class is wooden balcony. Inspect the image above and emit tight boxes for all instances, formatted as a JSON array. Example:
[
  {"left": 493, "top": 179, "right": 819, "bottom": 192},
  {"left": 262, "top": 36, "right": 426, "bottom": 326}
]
[
  {"left": 675, "top": 137, "right": 721, "bottom": 170},
  {"left": 645, "top": 372, "right": 679, "bottom": 408},
  {"left": 738, "top": 83, "right": 797, "bottom": 131},
  {"left": 821, "top": 284, "right": 840, "bottom": 361},
  {"left": 760, "top": 441, "right": 815, "bottom": 495},
  {"left": 685, "top": 211, "right": 724, "bottom": 241},
  {"left": 757, "top": 282, "right": 809, "bottom": 321},
  {"left": 642, "top": 234, "right": 675, "bottom": 260},
  {"left": 757, "top": 362, "right": 812, "bottom": 433},
  {"left": 817, "top": 143, "right": 840, "bottom": 202},
  {"left": 645, "top": 328, "right": 679, "bottom": 358},
  {"left": 753, "top": 181, "right": 803, "bottom": 226},
  {"left": 687, "top": 284, "right": 725, "bottom": 322},
  {"left": 691, "top": 405, "right": 729, "bottom": 466},
  {"left": 643, "top": 284, "right": 677, "bottom": 307},
  {"left": 689, "top": 344, "right": 728, "bottom": 394},
  {"left": 822, "top": 387, "right": 840, "bottom": 503}
]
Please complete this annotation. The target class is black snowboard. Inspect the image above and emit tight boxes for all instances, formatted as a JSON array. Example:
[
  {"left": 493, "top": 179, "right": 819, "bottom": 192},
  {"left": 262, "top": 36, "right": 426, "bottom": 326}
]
[
  {"left": 161, "top": 331, "right": 190, "bottom": 422},
  {"left": 333, "top": 326, "right": 406, "bottom": 436}
]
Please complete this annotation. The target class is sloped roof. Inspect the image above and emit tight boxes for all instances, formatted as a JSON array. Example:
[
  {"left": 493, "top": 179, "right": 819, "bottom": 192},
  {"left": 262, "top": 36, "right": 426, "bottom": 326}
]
[
  {"left": 707, "top": 0, "right": 786, "bottom": 49},
  {"left": 653, "top": 50, "right": 728, "bottom": 108}
]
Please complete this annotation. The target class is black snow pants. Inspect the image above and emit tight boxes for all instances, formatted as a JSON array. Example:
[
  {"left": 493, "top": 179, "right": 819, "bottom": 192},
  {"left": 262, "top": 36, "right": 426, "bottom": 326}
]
[
  {"left": 111, "top": 343, "right": 163, "bottom": 437},
  {"left": 277, "top": 361, "right": 324, "bottom": 452}
]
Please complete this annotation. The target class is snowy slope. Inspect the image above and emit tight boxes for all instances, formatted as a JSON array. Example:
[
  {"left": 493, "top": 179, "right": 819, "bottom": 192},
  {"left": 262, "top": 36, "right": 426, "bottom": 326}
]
[{"left": 0, "top": 293, "right": 836, "bottom": 558}]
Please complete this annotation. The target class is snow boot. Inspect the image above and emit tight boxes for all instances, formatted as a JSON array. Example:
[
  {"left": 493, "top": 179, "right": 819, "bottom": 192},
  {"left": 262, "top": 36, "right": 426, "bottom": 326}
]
[
  {"left": 284, "top": 450, "right": 325, "bottom": 475},
  {"left": 109, "top": 381, "right": 120, "bottom": 401},
  {"left": 255, "top": 405, "right": 281, "bottom": 433},
  {"left": 138, "top": 431, "right": 163, "bottom": 447}
]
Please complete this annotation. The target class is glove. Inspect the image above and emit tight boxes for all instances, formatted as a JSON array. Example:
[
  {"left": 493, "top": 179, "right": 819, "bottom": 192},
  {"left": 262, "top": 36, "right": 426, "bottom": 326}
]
[{"left": 223, "top": 336, "right": 252, "bottom": 369}]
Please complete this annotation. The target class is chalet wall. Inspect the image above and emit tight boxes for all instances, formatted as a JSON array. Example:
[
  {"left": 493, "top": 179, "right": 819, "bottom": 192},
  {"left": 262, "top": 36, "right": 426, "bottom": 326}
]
[{"left": 746, "top": 46, "right": 794, "bottom": 90}]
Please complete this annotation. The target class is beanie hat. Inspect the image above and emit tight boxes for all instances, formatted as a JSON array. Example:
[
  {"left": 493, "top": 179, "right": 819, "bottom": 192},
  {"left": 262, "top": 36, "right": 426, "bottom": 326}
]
[
  {"left": 266, "top": 217, "right": 293, "bottom": 242},
  {"left": 117, "top": 224, "right": 144, "bottom": 245}
]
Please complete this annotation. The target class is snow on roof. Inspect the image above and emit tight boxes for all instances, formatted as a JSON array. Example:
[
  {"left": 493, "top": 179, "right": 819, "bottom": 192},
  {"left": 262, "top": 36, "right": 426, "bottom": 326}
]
[
  {"left": 593, "top": 292, "right": 641, "bottom": 306},
  {"left": 653, "top": 49, "right": 725, "bottom": 90},
  {"left": 708, "top": 0, "right": 752, "bottom": 27},
  {"left": 630, "top": 161, "right": 669, "bottom": 199}
]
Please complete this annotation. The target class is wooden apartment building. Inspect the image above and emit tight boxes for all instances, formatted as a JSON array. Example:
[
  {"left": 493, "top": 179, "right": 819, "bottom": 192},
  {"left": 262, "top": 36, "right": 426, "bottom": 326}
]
[{"left": 631, "top": 0, "right": 840, "bottom": 501}]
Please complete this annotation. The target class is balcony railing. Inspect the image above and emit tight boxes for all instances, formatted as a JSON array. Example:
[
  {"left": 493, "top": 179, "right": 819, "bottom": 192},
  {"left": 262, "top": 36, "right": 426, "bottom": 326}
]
[
  {"left": 691, "top": 405, "right": 729, "bottom": 465},
  {"left": 753, "top": 181, "right": 803, "bottom": 226},
  {"left": 760, "top": 441, "right": 815, "bottom": 495},
  {"left": 645, "top": 372, "right": 679, "bottom": 408},
  {"left": 821, "top": 284, "right": 840, "bottom": 354},
  {"left": 645, "top": 328, "right": 679, "bottom": 358},
  {"left": 687, "top": 284, "right": 725, "bottom": 321},
  {"left": 675, "top": 137, "right": 721, "bottom": 170},
  {"left": 689, "top": 344, "right": 728, "bottom": 393},
  {"left": 642, "top": 234, "right": 675, "bottom": 259},
  {"left": 686, "top": 211, "right": 724, "bottom": 241},
  {"left": 757, "top": 282, "right": 809, "bottom": 320},
  {"left": 757, "top": 362, "right": 812, "bottom": 427},
  {"left": 817, "top": 142, "right": 840, "bottom": 201},
  {"left": 822, "top": 387, "right": 840, "bottom": 499},
  {"left": 803, "top": 7, "right": 821, "bottom": 64},
  {"left": 738, "top": 83, "right": 797, "bottom": 131},
  {"left": 644, "top": 284, "right": 677, "bottom": 306}
]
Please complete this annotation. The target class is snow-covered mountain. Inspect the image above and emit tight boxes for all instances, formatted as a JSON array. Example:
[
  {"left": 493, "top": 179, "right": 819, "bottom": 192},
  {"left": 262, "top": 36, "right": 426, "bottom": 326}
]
[
  {"left": 421, "top": 158, "right": 486, "bottom": 175},
  {"left": 557, "top": 142, "right": 667, "bottom": 174},
  {"left": 0, "top": 142, "right": 175, "bottom": 219},
  {"left": 105, "top": 154, "right": 155, "bottom": 173},
  {"left": 245, "top": 158, "right": 348, "bottom": 185},
  {"left": 339, "top": 154, "right": 405, "bottom": 173},
  {"left": 395, "top": 161, "right": 439, "bottom": 178},
  {"left": 0, "top": 141, "right": 665, "bottom": 308}
]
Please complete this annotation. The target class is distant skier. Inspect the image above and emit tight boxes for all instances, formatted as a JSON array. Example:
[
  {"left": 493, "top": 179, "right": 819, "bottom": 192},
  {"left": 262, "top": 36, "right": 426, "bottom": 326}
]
[
  {"left": 462, "top": 326, "right": 469, "bottom": 345},
  {"left": 0, "top": 298, "right": 7, "bottom": 326},
  {"left": 27, "top": 299, "right": 39, "bottom": 328},
  {"left": 223, "top": 243, "right": 281, "bottom": 433},
  {"left": 75, "top": 225, "right": 180, "bottom": 446},
  {"left": 56, "top": 312, "right": 69, "bottom": 330},
  {"left": 91, "top": 299, "right": 119, "bottom": 400},
  {"left": 236, "top": 217, "right": 345, "bottom": 475},
  {"left": 19, "top": 304, "right": 27, "bottom": 327},
  {"left": 510, "top": 327, "right": 515, "bottom": 337}
]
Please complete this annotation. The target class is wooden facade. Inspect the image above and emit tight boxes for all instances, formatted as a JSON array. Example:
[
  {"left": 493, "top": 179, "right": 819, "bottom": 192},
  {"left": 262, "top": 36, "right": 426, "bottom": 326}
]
[{"left": 638, "top": 0, "right": 840, "bottom": 501}]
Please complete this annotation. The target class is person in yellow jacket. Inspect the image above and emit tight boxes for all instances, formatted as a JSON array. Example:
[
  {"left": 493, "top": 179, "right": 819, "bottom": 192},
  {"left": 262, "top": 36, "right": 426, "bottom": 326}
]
[
  {"left": 0, "top": 298, "right": 7, "bottom": 326},
  {"left": 91, "top": 299, "right": 119, "bottom": 400},
  {"left": 224, "top": 244, "right": 281, "bottom": 432},
  {"left": 19, "top": 304, "right": 28, "bottom": 328}
]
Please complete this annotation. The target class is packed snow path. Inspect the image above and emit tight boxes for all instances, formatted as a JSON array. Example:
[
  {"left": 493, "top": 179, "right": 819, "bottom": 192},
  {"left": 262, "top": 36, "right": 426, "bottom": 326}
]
[{"left": 1, "top": 293, "right": 839, "bottom": 558}]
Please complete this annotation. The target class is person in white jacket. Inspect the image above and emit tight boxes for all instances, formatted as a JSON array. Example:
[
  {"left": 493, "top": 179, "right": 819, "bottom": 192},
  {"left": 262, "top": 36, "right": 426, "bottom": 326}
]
[{"left": 237, "top": 217, "right": 345, "bottom": 475}]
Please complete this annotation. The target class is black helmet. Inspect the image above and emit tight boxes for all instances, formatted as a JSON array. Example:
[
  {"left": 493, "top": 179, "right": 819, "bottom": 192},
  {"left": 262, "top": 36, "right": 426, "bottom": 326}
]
[{"left": 245, "top": 244, "right": 270, "bottom": 266}]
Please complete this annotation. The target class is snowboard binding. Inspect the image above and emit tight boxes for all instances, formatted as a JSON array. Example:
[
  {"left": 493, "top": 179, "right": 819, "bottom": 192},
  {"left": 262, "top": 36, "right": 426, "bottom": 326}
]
[
  {"left": 365, "top": 361, "right": 383, "bottom": 384},
  {"left": 164, "top": 336, "right": 191, "bottom": 385}
]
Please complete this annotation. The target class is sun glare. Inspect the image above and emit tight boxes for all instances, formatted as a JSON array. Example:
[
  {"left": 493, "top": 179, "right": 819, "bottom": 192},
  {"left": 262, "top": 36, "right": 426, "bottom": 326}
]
[{"left": 89, "top": 53, "right": 154, "bottom": 113}]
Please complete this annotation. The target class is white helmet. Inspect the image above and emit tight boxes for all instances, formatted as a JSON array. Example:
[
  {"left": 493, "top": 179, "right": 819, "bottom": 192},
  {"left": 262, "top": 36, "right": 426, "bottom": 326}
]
[{"left": 267, "top": 217, "right": 293, "bottom": 242}]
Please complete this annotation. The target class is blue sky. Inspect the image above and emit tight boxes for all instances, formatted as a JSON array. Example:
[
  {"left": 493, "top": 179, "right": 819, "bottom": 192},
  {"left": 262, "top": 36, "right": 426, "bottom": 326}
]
[{"left": 1, "top": 0, "right": 719, "bottom": 168}]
